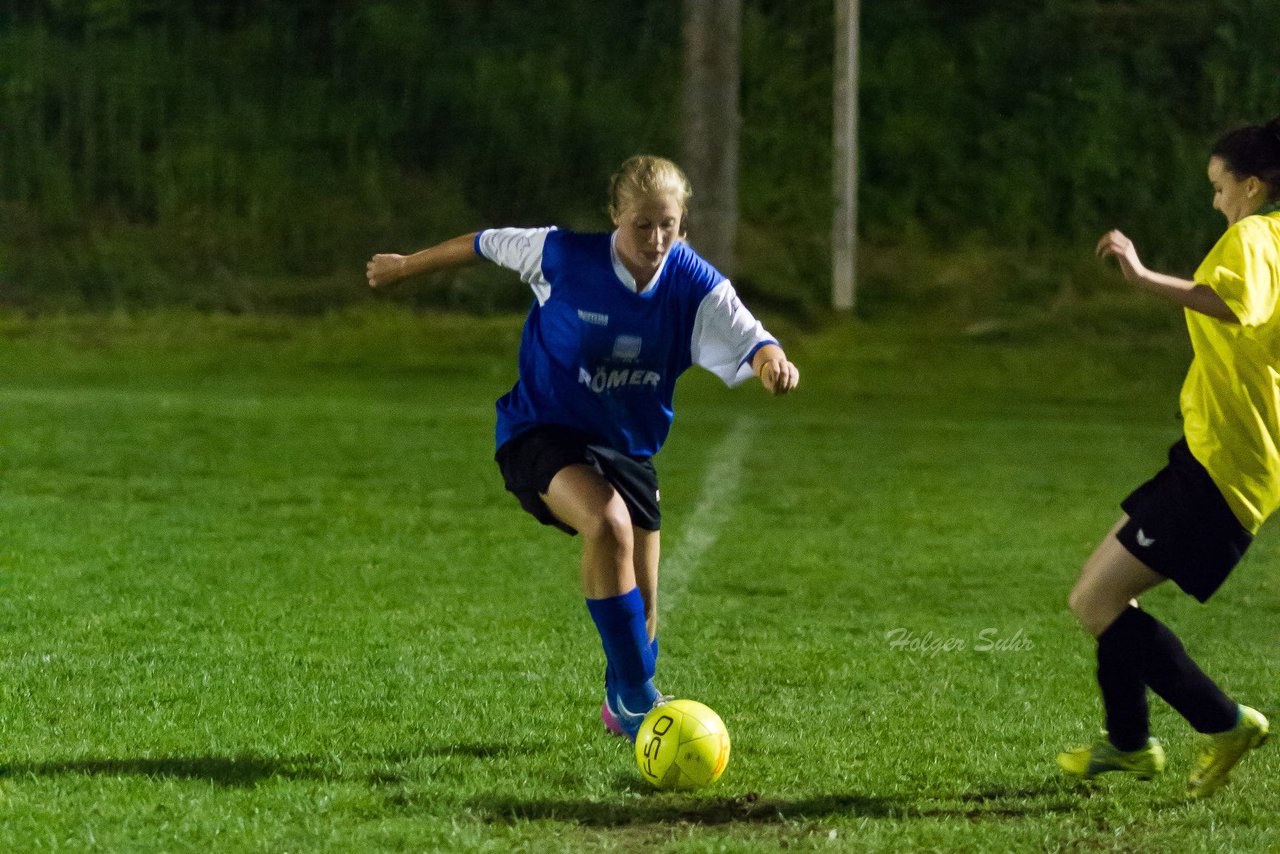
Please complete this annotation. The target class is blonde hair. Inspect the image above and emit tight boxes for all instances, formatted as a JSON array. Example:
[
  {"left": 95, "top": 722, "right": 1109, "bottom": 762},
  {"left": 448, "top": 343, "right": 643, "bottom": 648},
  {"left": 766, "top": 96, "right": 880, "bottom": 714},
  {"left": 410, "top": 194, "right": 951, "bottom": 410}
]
[{"left": 607, "top": 155, "right": 692, "bottom": 232}]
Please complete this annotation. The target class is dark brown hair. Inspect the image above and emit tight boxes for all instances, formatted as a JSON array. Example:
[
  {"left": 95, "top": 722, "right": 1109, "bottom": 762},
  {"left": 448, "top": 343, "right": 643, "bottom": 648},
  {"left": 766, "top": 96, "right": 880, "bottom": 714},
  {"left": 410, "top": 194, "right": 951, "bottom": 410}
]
[{"left": 1212, "top": 116, "right": 1280, "bottom": 201}]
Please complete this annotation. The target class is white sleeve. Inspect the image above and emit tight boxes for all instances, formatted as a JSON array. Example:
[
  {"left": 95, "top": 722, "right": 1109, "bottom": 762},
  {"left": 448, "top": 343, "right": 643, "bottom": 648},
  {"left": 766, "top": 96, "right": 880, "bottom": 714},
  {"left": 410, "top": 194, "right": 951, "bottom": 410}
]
[
  {"left": 691, "top": 280, "right": 778, "bottom": 387},
  {"left": 475, "top": 227, "right": 556, "bottom": 305}
]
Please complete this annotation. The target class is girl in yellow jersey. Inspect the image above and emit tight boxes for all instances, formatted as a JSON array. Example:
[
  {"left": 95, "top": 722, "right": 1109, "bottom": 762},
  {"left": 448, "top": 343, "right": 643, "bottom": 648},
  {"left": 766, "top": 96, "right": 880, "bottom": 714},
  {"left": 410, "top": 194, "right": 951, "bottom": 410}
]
[{"left": 1057, "top": 116, "right": 1280, "bottom": 797}]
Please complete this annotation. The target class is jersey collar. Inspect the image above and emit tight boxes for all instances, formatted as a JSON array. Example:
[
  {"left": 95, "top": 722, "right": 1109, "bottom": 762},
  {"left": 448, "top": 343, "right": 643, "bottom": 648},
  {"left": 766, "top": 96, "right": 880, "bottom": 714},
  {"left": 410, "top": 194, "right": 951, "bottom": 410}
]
[{"left": 609, "top": 230, "right": 669, "bottom": 294}]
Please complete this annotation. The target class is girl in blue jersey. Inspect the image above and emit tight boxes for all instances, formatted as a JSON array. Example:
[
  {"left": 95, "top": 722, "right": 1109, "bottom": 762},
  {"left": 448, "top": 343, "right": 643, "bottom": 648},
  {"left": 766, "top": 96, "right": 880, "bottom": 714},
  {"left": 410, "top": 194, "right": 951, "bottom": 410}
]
[
  {"left": 1057, "top": 117, "right": 1280, "bottom": 797},
  {"left": 367, "top": 156, "right": 799, "bottom": 740}
]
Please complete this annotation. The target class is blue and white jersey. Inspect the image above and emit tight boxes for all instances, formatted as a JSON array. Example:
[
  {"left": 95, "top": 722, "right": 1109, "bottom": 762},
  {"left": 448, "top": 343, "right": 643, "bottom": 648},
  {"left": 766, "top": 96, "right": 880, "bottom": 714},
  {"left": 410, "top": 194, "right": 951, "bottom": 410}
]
[{"left": 476, "top": 227, "right": 778, "bottom": 458}]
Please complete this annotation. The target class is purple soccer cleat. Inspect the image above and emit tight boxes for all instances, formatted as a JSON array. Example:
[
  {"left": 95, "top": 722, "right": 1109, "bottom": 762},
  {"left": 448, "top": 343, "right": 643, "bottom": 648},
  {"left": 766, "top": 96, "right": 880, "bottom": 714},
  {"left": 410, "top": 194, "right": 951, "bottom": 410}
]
[
  {"left": 601, "top": 698, "right": 627, "bottom": 738},
  {"left": 602, "top": 691, "right": 673, "bottom": 741}
]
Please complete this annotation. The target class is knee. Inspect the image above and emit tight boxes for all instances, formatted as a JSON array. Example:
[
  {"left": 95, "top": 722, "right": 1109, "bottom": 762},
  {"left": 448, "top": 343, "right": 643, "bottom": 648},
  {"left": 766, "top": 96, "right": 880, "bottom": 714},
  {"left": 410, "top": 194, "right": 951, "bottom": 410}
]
[
  {"left": 578, "top": 500, "right": 633, "bottom": 554},
  {"left": 1067, "top": 582, "right": 1103, "bottom": 633},
  {"left": 1068, "top": 583, "right": 1126, "bottom": 638}
]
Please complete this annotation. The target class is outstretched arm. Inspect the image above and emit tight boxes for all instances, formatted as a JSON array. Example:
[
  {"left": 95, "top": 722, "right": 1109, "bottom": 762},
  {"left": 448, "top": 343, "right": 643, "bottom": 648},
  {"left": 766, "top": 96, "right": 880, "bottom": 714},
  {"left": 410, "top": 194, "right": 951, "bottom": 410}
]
[
  {"left": 751, "top": 343, "right": 800, "bottom": 396},
  {"left": 367, "top": 232, "right": 482, "bottom": 290},
  {"left": 1095, "top": 230, "right": 1237, "bottom": 322}
]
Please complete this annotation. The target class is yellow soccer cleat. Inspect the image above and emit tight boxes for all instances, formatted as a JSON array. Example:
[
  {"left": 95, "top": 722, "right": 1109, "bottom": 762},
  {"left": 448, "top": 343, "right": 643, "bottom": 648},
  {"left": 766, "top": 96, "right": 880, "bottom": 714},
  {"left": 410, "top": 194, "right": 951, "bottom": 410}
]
[
  {"left": 1057, "top": 734, "right": 1166, "bottom": 780},
  {"left": 1187, "top": 705, "right": 1269, "bottom": 799}
]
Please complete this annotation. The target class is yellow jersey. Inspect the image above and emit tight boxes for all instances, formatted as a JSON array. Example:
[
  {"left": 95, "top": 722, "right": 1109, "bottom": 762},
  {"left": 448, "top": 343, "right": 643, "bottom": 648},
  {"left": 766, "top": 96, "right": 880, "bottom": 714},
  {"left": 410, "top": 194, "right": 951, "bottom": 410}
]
[{"left": 1182, "top": 210, "right": 1280, "bottom": 533}]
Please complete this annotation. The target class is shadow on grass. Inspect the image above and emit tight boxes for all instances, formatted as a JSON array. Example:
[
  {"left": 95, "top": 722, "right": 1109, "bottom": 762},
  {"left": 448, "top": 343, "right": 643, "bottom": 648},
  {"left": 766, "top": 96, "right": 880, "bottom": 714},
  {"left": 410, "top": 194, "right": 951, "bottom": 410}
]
[
  {"left": 470, "top": 778, "right": 1091, "bottom": 827},
  {"left": 0, "top": 742, "right": 532, "bottom": 789}
]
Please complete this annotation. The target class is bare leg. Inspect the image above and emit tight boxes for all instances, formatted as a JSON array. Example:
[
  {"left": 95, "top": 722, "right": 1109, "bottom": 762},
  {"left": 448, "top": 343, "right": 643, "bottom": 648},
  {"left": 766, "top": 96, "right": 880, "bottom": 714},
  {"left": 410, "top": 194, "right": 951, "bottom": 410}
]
[
  {"left": 1068, "top": 516, "right": 1167, "bottom": 637},
  {"left": 633, "top": 528, "right": 660, "bottom": 642},
  {"left": 1065, "top": 514, "right": 1238, "bottom": 756},
  {"left": 541, "top": 464, "right": 635, "bottom": 598},
  {"left": 542, "top": 465, "right": 656, "bottom": 734}
]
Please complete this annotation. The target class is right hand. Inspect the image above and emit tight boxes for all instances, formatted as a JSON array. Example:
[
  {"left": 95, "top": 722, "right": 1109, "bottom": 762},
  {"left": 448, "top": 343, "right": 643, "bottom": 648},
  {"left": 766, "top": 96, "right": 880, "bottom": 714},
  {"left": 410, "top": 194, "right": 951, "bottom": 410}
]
[
  {"left": 1095, "top": 230, "right": 1148, "bottom": 284},
  {"left": 366, "top": 254, "right": 407, "bottom": 290},
  {"left": 759, "top": 357, "right": 800, "bottom": 396}
]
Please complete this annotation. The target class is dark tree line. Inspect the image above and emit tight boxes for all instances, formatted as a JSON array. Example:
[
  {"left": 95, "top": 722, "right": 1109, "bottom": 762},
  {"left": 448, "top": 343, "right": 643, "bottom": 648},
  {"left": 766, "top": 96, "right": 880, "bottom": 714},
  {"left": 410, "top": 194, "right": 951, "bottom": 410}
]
[{"left": 0, "top": 0, "right": 1277, "bottom": 312}]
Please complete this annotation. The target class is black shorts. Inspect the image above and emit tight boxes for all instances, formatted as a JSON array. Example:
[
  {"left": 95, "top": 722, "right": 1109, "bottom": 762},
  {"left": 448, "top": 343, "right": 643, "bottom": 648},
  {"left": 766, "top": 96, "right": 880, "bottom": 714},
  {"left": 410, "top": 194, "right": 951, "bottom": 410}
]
[
  {"left": 1116, "top": 438, "right": 1252, "bottom": 602},
  {"left": 495, "top": 424, "right": 661, "bottom": 535}
]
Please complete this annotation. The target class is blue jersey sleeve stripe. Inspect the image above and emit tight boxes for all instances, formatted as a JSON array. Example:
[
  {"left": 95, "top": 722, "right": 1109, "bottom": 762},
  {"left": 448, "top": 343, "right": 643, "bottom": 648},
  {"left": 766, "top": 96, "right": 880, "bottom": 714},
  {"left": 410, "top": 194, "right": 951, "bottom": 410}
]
[
  {"left": 473, "top": 230, "right": 487, "bottom": 258},
  {"left": 739, "top": 339, "right": 779, "bottom": 368}
]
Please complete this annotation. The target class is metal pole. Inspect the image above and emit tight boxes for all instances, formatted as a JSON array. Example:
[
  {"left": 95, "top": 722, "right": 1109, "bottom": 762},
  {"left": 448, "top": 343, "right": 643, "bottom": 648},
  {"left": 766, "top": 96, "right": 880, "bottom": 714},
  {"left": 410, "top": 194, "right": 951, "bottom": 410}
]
[{"left": 832, "top": 0, "right": 860, "bottom": 311}]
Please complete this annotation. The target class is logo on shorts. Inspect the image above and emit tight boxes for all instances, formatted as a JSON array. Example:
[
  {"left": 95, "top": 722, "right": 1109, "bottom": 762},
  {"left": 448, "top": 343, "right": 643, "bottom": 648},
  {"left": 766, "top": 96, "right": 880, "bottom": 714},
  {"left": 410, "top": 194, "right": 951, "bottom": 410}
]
[{"left": 1136, "top": 529, "right": 1156, "bottom": 547}]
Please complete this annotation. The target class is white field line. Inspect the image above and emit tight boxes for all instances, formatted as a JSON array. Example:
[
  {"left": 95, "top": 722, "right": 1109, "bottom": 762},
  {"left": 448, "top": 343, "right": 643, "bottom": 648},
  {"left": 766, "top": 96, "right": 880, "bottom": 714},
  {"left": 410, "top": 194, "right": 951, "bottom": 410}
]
[{"left": 660, "top": 416, "right": 755, "bottom": 616}]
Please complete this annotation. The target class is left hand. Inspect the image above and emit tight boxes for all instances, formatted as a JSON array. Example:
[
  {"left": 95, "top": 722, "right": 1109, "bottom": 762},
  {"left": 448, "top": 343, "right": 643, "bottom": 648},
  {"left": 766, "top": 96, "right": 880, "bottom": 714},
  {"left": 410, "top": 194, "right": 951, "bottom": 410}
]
[
  {"left": 366, "top": 253, "right": 408, "bottom": 290},
  {"left": 1095, "top": 229, "right": 1149, "bottom": 285},
  {"left": 759, "top": 357, "right": 800, "bottom": 396}
]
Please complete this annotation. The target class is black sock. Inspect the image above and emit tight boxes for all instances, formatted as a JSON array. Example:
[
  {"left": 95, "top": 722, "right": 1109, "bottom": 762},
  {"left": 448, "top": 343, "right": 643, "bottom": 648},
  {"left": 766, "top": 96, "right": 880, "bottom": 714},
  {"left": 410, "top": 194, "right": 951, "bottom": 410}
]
[
  {"left": 1096, "top": 613, "right": 1150, "bottom": 751},
  {"left": 1103, "top": 606, "right": 1238, "bottom": 736}
]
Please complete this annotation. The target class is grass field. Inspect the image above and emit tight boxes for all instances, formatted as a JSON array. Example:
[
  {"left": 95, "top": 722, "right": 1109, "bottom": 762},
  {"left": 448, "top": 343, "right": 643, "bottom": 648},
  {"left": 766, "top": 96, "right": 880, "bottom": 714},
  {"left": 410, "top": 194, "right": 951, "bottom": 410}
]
[{"left": 2, "top": 307, "right": 1278, "bottom": 852}]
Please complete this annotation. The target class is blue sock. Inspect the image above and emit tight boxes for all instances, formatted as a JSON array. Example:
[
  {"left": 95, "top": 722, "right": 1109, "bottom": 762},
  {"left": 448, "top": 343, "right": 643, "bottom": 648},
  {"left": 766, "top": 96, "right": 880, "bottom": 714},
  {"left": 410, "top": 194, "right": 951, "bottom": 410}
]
[
  {"left": 586, "top": 589, "right": 658, "bottom": 713},
  {"left": 605, "top": 638, "right": 657, "bottom": 700}
]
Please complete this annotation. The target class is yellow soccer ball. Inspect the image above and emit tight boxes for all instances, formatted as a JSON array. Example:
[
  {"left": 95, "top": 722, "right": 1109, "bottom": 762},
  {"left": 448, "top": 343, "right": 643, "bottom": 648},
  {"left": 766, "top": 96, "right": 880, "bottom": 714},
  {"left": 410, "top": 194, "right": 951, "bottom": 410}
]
[{"left": 634, "top": 699, "right": 731, "bottom": 790}]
